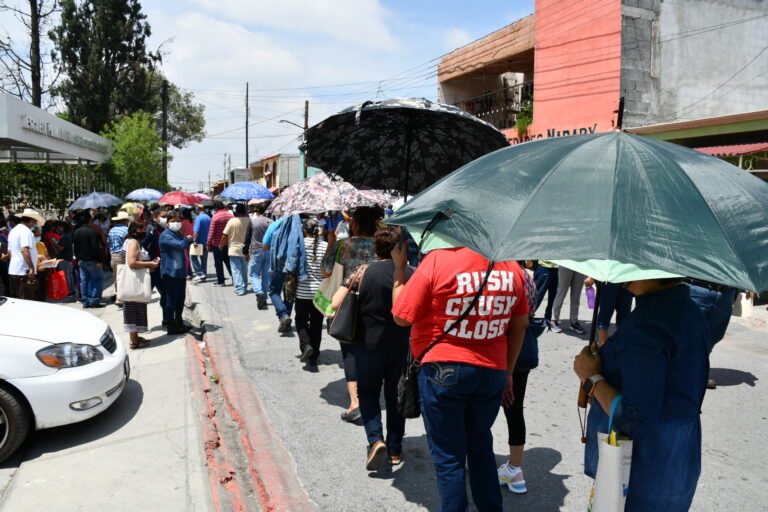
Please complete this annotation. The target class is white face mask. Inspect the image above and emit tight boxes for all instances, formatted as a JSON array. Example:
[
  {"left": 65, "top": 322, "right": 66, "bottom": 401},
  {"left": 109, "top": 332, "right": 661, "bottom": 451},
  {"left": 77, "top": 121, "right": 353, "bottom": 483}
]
[
  {"left": 158, "top": 217, "right": 168, "bottom": 227},
  {"left": 168, "top": 221, "right": 182, "bottom": 232}
]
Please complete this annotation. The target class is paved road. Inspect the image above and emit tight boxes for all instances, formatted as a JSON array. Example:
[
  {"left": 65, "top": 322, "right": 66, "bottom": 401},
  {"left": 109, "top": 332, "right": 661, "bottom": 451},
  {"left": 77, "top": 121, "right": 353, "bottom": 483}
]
[{"left": 188, "top": 280, "right": 768, "bottom": 512}]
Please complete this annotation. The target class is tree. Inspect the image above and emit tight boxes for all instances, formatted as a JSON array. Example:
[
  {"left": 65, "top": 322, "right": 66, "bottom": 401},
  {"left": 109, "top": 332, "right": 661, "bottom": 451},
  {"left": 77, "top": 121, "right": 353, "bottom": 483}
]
[
  {"left": 145, "top": 72, "right": 206, "bottom": 149},
  {"left": 101, "top": 111, "right": 168, "bottom": 193},
  {"left": 49, "top": 0, "right": 160, "bottom": 132},
  {"left": 0, "top": 0, "right": 60, "bottom": 107}
]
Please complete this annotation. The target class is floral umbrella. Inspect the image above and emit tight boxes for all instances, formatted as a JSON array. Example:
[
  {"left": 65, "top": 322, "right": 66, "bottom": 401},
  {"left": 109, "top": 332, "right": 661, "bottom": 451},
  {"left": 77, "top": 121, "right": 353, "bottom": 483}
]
[
  {"left": 194, "top": 192, "right": 211, "bottom": 201},
  {"left": 267, "top": 171, "right": 381, "bottom": 216}
]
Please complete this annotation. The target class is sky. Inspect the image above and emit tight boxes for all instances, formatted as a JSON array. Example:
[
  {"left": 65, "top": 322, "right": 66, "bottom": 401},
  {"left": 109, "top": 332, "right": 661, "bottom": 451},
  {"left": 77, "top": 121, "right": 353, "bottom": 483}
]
[{"left": 141, "top": 0, "right": 536, "bottom": 191}]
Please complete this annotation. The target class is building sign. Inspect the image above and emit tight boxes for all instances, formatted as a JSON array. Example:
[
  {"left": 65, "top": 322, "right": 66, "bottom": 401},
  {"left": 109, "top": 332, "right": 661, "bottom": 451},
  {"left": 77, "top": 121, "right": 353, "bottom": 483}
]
[
  {"left": 507, "top": 123, "right": 601, "bottom": 144},
  {"left": 22, "top": 115, "right": 110, "bottom": 154}
]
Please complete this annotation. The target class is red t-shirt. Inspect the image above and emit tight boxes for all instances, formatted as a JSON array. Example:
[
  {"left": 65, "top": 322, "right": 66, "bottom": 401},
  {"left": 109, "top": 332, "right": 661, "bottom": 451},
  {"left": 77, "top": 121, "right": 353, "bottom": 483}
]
[{"left": 392, "top": 247, "right": 528, "bottom": 370}]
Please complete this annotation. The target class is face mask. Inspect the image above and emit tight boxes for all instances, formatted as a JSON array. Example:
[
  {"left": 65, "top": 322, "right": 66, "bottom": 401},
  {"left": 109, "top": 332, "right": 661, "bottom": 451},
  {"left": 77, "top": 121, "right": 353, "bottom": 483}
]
[
  {"left": 158, "top": 218, "right": 168, "bottom": 227},
  {"left": 168, "top": 221, "right": 182, "bottom": 232}
]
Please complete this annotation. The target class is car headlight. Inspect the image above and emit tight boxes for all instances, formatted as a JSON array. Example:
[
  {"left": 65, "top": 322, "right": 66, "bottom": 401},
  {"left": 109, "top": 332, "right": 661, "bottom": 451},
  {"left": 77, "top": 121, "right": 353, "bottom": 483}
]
[{"left": 36, "top": 343, "right": 105, "bottom": 368}]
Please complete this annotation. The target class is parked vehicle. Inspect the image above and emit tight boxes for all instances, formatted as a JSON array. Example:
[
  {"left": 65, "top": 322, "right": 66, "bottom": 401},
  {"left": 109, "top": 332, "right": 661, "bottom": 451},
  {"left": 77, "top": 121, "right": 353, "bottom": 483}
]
[{"left": 0, "top": 297, "right": 129, "bottom": 463}]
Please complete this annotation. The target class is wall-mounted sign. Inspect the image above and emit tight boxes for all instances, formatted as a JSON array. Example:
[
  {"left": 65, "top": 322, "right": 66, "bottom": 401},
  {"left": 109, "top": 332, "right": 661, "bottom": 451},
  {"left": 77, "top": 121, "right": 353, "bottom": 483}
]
[
  {"left": 21, "top": 115, "right": 110, "bottom": 154},
  {"left": 508, "top": 123, "right": 600, "bottom": 145}
]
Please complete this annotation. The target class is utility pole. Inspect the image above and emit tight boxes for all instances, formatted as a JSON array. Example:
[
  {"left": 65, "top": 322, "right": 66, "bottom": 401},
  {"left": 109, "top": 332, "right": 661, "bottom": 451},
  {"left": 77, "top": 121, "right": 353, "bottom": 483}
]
[
  {"left": 245, "top": 82, "right": 250, "bottom": 172},
  {"left": 161, "top": 79, "right": 169, "bottom": 184},
  {"left": 303, "top": 100, "right": 309, "bottom": 179}
]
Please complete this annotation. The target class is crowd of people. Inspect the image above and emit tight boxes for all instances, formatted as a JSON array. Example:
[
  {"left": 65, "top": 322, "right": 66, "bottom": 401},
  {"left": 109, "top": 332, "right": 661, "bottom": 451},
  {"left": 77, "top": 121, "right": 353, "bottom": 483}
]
[{"left": 0, "top": 196, "right": 743, "bottom": 512}]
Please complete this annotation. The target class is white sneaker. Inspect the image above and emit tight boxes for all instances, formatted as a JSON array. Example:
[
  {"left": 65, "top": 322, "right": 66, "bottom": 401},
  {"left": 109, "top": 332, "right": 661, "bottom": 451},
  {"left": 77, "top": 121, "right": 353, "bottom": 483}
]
[{"left": 498, "top": 463, "right": 528, "bottom": 494}]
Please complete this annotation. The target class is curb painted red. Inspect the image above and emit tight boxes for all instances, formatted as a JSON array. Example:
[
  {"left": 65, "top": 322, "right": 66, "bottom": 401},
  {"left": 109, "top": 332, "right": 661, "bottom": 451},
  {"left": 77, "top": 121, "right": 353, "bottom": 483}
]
[
  {"left": 187, "top": 335, "right": 248, "bottom": 512},
  {"left": 205, "top": 332, "right": 316, "bottom": 512}
]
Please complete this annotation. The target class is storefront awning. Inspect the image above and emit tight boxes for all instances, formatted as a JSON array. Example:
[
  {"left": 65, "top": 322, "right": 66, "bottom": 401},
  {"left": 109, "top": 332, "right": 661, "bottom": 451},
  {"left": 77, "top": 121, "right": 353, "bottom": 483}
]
[{"left": 694, "top": 142, "right": 768, "bottom": 157}]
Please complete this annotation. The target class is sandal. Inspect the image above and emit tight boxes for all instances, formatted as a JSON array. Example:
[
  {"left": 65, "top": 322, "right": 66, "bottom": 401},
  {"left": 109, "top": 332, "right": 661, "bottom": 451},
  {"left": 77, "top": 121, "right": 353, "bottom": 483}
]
[{"left": 130, "top": 337, "right": 151, "bottom": 349}]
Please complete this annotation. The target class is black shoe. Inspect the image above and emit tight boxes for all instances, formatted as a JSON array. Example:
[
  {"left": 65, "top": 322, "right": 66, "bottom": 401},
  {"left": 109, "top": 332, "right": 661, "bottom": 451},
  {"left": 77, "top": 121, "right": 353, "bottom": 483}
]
[
  {"left": 300, "top": 345, "right": 315, "bottom": 363},
  {"left": 89, "top": 303, "right": 106, "bottom": 309},
  {"left": 341, "top": 407, "right": 362, "bottom": 424},
  {"left": 568, "top": 321, "right": 586, "bottom": 335},
  {"left": 175, "top": 319, "right": 192, "bottom": 333},
  {"left": 707, "top": 379, "right": 717, "bottom": 389},
  {"left": 278, "top": 316, "right": 292, "bottom": 333},
  {"left": 162, "top": 319, "right": 169, "bottom": 326},
  {"left": 256, "top": 293, "right": 267, "bottom": 310}
]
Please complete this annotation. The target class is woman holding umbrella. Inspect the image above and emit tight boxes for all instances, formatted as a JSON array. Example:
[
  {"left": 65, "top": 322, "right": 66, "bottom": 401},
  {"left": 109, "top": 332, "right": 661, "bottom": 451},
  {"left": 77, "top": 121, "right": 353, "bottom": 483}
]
[{"left": 573, "top": 277, "right": 710, "bottom": 510}]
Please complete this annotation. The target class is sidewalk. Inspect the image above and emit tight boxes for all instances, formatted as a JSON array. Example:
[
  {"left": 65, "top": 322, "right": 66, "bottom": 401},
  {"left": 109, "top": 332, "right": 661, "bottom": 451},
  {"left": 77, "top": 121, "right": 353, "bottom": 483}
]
[{"left": 0, "top": 281, "right": 212, "bottom": 512}]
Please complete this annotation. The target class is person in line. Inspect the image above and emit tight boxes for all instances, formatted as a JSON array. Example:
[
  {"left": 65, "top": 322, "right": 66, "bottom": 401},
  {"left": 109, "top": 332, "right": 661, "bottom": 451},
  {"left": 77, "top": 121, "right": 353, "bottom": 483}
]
[
  {"left": 0, "top": 215, "right": 10, "bottom": 295},
  {"left": 551, "top": 266, "right": 587, "bottom": 334},
  {"left": 295, "top": 218, "right": 327, "bottom": 368},
  {"left": 56, "top": 220, "right": 76, "bottom": 299},
  {"left": 207, "top": 201, "right": 233, "bottom": 287},
  {"left": 90, "top": 211, "right": 110, "bottom": 270},
  {"left": 73, "top": 211, "right": 105, "bottom": 308},
  {"left": 574, "top": 277, "right": 709, "bottom": 511},
  {"left": 181, "top": 207, "right": 195, "bottom": 280},
  {"left": 159, "top": 211, "right": 192, "bottom": 335},
  {"left": 107, "top": 211, "right": 130, "bottom": 306},
  {"left": 247, "top": 203, "right": 273, "bottom": 309},
  {"left": 265, "top": 214, "right": 306, "bottom": 333},
  {"left": 534, "top": 260, "right": 559, "bottom": 329},
  {"left": 142, "top": 207, "right": 168, "bottom": 325},
  {"left": 42, "top": 220, "right": 63, "bottom": 258},
  {"left": 121, "top": 222, "right": 159, "bottom": 348},
  {"left": 587, "top": 279, "right": 634, "bottom": 346},
  {"left": 391, "top": 244, "right": 529, "bottom": 512},
  {"left": 7, "top": 209, "right": 44, "bottom": 300},
  {"left": 332, "top": 226, "right": 413, "bottom": 470},
  {"left": 191, "top": 205, "right": 211, "bottom": 282},
  {"left": 221, "top": 203, "right": 250, "bottom": 296},
  {"left": 321, "top": 207, "right": 381, "bottom": 424},
  {"left": 498, "top": 262, "right": 544, "bottom": 494}
]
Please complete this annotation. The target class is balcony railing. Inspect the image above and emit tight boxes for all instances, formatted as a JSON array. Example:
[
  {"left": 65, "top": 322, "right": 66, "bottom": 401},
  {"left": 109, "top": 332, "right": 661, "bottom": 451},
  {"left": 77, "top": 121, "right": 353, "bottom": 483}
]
[{"left": 452, "top": 82, "right": 533, "bottom": 130}]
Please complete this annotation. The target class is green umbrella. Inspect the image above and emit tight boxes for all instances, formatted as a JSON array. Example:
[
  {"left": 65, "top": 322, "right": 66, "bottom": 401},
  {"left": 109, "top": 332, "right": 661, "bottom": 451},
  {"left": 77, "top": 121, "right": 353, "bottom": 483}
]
[{"left": 388, "top": 131, "right": 768, "bottom": 291}]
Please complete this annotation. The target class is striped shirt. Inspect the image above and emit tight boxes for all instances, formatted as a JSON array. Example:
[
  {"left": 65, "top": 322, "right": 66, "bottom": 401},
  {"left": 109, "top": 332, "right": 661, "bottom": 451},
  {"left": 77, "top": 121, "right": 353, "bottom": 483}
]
[
  {"left": 297, "top": 237, "right": 328, "bottom": 300},
  {"left": 107, "top": 225, "right": 128, "bottom": 254},
  {"left": 206, "top": 210, "right": 233, "bottom": 247}
]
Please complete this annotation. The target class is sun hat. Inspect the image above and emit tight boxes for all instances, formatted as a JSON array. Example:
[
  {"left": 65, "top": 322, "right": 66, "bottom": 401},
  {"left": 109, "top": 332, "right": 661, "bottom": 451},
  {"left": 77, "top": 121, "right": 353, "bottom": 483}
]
[
  {"left": 111, "top": 211, "right": 131, "bottom": 221},
  {"left": 19, "top": 208, "right": 45, "bottom": 226}
]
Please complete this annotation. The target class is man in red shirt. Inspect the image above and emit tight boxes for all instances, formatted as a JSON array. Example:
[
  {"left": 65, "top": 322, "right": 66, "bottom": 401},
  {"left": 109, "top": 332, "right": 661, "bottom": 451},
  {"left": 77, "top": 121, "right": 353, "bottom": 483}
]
[
  {"left": 206, "top": 201, "right": 234, "bottom": 286},
  {"left": 392, "top": 245, "right": 528, "bottom": 512}
]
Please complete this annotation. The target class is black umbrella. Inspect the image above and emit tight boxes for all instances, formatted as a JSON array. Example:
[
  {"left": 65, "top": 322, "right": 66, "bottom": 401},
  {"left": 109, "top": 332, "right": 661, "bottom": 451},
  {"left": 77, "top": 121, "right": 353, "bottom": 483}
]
[{"left": 306, "top": 97, "right": 509, "bottom": 197}]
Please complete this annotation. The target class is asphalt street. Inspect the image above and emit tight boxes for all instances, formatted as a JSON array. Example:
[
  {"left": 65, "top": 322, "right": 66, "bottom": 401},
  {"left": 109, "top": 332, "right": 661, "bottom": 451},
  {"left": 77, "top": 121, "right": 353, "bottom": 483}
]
[{"left": 188, "top": 280, "right": 768, "bottom": 512}]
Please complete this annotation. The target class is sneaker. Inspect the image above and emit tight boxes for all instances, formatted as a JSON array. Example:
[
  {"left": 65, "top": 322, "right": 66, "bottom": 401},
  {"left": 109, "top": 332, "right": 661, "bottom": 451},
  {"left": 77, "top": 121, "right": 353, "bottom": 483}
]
[
  {"left": 278, "top": 316, "right": 292, "bottom": 333},
  {"left": 548, "top": 320, "right": 563, "bottom": 333},
  {"left": 498, "top": 463, "right": 528, "bottom": 494},
  {"left": 235, "top": 290, "right": 246, "bottom": 296},
  {"left": 213, "top": 282, "right": 226, "bottom": 287},
  {"left": 568, "top": 321, "right": 586, "bottom": 335},
  {"left": 300, "top": 345, "right": 315, "bottom": 363},
  {"left": 389, "top": 454, "right": 403, "bottom": 466},
  {"left": 366, "top": 441, "right": 387, "bottom": 471}
]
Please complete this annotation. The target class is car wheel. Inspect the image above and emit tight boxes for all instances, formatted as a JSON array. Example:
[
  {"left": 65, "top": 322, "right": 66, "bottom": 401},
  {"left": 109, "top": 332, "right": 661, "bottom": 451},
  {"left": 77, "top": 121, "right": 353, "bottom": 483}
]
[{"left": 0, "top": 387, "right": 31, "bottom": 464}]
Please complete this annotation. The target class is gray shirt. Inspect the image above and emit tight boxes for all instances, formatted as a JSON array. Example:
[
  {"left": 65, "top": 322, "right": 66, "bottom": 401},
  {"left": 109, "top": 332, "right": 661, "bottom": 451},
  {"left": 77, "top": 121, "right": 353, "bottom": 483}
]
[{"left": 249, "top": 215, "right": 273, "bottom": 254}]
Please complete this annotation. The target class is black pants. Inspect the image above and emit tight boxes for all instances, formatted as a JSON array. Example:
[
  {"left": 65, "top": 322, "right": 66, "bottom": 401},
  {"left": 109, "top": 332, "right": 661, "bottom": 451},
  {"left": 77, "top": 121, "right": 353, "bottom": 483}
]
[
  {"left": 162, "top": 274, "right": 186, "bottom": 322},
  {"left": 151, "top": 270, "right": 167, "bottom": 322},
  {"left": 295, "top": 299, "right": 323, "bottom": 364},
  {"left": 502, "top": 369, "right": 530, "bottom": 446},
  {"left": 0, "top": 261, "right": 10, "bottom": 295},
  {"left": 212, "top": 246, "right": 232, "bottom": 285}
]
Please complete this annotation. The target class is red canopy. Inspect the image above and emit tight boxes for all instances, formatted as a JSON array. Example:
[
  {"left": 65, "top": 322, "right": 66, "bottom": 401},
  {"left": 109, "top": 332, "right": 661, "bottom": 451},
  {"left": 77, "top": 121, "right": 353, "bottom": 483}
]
[
  {"left": 694, "top": 142, "right": 768, "bottom": 157},
  {"left": 158, "top": 191, "right": 199, "bottom": 205}
]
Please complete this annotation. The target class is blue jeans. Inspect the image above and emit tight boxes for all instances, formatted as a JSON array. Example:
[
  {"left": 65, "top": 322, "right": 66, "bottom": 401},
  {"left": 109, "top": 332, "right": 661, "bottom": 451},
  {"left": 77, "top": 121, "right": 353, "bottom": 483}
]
[
  {"left": 533, "top": 265, "right": 559, "bottom": 320},
  {"left": 230, "top": 256, "right": 247, "bottom": 294},
  {"left": 248, "top": 250, "right": 270, "bottom": 295},
  {"left": 190, "top": 247, "right": 208, "bottom": 278},
  {"left": 687, "top": 284, "right": 736, "bottom": 352},
  {"left": 419, "top": 362, "right": 506, "bottom": 512},
  {"left": 78, "top": 261, "right": 103, "bottom": 306},
  {"left": 268, "top": 271, "right": 292, "bottom": 320},
  {"left": 355, "top": 346, "right": 408, "bottom": 455},
  {"left": 596, "top": 282, "right": 633, "bottom": 330}
]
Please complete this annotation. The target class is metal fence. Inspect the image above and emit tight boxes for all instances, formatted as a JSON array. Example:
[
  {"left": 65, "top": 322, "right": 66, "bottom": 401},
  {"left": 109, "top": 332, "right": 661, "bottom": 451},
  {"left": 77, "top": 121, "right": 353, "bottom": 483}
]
[{"left": 452, "top": 81, "right": 533, "bottom": 130}]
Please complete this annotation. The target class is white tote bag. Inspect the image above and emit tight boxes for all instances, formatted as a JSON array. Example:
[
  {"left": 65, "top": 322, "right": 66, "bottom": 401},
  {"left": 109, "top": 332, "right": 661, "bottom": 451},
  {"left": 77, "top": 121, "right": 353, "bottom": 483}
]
[
  {"left": 313, "top": 240, "right": 346, "bottom": 317},
  {"left": 189, "top": 243, "right": 204, "bottom": 257},
  {"left": 116, "top": 264, "right": 152, "bottom": 303},
  {"left": 588, "top": 396, "right": 633, "bottom": 512}
]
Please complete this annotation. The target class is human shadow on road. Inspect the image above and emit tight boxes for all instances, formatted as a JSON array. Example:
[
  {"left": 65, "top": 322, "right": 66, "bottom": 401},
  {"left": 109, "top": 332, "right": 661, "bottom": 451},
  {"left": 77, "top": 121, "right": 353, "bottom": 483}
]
[
  {"left": 319, "top": 377, "right": 350, "bottom": 409},
  {"left": 2, "top": 379, "right": 144, "bottom": 467},
  {"left": 495, "top": 447, "right": 569, "bottom": 511},
  {"left": 315, "top": 348, "right": 342, "bottom": 367},
  {"left": 709, "top": 367, "right": 758, "bottom": 387}
]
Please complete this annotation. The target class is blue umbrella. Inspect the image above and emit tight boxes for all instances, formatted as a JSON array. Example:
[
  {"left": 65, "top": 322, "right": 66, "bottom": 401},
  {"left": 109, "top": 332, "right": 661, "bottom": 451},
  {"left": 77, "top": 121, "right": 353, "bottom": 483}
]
[
  {"left": 221, "top": 182, "right": 274, "bottom": 201},
  {"left": 68, "top": 191, "right": 124, "bottom": 210},
  {"left": 126, "top": 188, "right": 163, "bottom": 201}
]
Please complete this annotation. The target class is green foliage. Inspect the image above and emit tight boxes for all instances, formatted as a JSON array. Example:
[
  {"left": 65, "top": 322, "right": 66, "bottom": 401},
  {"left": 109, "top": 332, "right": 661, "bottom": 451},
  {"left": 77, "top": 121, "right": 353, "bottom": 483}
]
[
  {"left": 145, "top": 72, "right": 206, "bottom": 149},
  {"left": 50, "top": 0, "right": 159, "bottom": 133},
  {"left": 515, "top": 100, "right": 533, "bottom": 136},
  {"left": 101, "top": 111, "right": 169, "bottom": 192}
]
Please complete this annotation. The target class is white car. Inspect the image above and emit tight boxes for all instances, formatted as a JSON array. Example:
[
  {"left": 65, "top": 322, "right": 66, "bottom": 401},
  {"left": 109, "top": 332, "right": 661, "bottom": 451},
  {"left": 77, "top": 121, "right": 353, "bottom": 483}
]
[{"left": 0, "top": 296, "right": 129, "bottom": 463}]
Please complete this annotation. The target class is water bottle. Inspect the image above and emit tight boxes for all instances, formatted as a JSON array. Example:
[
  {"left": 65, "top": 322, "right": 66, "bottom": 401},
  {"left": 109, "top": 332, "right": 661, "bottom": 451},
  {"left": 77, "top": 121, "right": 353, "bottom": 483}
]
[{"left": 585, "top": 285, "right": 596, "bottom": 309}]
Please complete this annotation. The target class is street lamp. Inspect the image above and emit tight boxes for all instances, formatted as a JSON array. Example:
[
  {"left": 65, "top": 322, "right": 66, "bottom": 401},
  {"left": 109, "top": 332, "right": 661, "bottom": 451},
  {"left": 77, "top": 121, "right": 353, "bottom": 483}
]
[{"left": 278, "top": 100, "right": 309, "bottom": 179}]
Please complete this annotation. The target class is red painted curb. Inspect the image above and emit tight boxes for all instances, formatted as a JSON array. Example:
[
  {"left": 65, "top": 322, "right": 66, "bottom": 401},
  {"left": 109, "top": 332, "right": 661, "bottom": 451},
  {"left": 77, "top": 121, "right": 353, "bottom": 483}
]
[
  {"left": 187, "top": 335, "right": 248, "bottom": 512},
  {"left": 205, "top": 332, "right": 316, "bottom": 512}
]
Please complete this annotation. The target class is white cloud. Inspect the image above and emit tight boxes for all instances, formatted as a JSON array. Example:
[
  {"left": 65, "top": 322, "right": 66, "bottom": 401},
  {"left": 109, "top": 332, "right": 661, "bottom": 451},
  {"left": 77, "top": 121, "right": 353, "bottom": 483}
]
[
  {"left": 191, "top": 0, "right": 399, "bottom": 51},
  {"left": 443, "top": 28, "right": 473, "bottom": 52}
]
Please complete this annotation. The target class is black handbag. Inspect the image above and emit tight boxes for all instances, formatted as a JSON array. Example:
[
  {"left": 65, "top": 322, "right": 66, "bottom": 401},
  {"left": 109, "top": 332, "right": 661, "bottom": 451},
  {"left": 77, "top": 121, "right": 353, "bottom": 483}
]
[
  {"left": 328, "top": 266, "right": 366, "bottom": 344},
  {"left": 397, "top": 261, "right": 496, "bottom": 419}
]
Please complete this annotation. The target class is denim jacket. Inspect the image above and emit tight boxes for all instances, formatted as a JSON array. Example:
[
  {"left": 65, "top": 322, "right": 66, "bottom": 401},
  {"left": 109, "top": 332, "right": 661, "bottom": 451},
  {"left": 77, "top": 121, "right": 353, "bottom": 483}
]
[
  {"left": 585, "top": 286, "right": 709, "bottom": 511},
  {"left": 159, "top": 229, "right": 190, "bottom": 278},
  {"left": 269, "top": 214, "right": 307, "bottom": 281}
]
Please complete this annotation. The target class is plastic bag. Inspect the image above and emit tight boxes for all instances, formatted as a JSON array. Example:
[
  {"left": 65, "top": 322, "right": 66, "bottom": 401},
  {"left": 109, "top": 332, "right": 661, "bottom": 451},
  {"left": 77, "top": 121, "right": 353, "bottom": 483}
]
[{"left": 46, "top": 270, "right": 68, "bottom": 300}]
